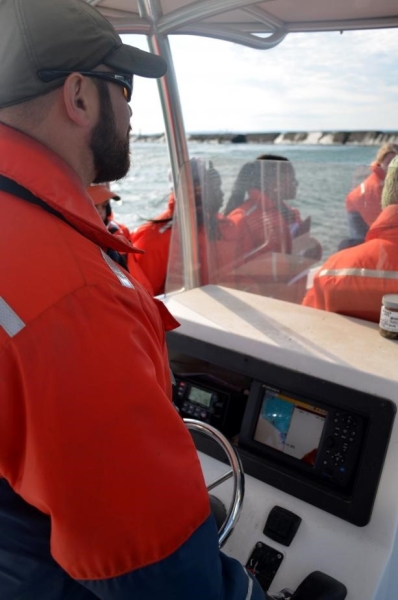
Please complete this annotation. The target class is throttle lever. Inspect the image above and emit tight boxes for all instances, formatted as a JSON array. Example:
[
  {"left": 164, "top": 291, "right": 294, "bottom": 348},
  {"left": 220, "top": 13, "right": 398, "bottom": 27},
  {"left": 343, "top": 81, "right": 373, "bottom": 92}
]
[{"left": 290, "top": 571, "right": 347, "bottom": 600}]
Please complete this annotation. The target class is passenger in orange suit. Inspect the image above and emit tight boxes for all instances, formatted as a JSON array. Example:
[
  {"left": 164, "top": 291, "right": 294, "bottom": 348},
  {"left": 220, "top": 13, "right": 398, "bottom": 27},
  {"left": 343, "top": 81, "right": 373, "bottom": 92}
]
[
  {"left": 130, "top": 192, "right": 174, "bottom": 296},
  {"left": 225, "top": 155, "right": 321, "bottom": 260},
  {"left": 87, "top": 183, "right": 130, "bottom": 240},
  {"left": 224, "top": 156, "right": 296, "bottom": 256},
  {"left": 303, "top": 156, "right": 398, "bottom": 322},
  {"left": 342, "top": 143, "right": 398, "bottom": 247},
  {"left": 131, "top": 158, "right": 240, "bottom": 295},
  {"left": 88, "top": 184, "right": 154, "bottom": 293},
  {"left": 224, "top": 156, "right": 322, "bottom": 302}
]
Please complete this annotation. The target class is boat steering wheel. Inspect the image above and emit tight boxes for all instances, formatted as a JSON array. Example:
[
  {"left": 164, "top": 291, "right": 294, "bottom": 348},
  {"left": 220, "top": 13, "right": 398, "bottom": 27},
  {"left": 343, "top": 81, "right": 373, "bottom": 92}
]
[{"left": 184, "top": 418, "right": 245, "bottom": 548}]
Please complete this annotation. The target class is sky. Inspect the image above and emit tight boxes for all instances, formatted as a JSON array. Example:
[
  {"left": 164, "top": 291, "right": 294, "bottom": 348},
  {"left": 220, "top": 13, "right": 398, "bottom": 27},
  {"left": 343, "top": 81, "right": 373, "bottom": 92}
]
[{"left": 123, "top": 28, "right": 398, "bottom": 135}]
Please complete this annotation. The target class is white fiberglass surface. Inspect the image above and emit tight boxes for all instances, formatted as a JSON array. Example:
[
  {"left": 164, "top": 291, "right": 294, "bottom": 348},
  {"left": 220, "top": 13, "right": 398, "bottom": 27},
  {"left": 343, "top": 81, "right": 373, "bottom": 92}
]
[{"left": 199, "top": 449, "right": 398, "bottom": 600}]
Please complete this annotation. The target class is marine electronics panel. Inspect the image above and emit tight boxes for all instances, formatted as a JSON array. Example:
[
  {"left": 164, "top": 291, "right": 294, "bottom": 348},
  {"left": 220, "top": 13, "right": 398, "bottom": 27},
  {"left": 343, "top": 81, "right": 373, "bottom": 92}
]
[
  {"left": 240, "top": 381, "right": 364, "bottom": 492},
  {"left": 168, "top": 332, "right": 395, "bottom": 526},
  {"left": 173, "top": 372, "right": 248, "bottom": 436}
]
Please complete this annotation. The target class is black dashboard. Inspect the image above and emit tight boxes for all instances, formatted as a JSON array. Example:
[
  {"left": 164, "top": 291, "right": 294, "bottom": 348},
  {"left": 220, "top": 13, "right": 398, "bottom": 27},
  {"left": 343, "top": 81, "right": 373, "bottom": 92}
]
[{"left": 168, "top": 331, "right": 395, "bottom": 526}]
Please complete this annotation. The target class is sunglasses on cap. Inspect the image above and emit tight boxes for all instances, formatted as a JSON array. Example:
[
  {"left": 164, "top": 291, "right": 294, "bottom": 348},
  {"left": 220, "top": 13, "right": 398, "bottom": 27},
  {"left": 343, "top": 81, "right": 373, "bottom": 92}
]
[{"left": 38, "top": 70, "right": 133, "bottom": 102}]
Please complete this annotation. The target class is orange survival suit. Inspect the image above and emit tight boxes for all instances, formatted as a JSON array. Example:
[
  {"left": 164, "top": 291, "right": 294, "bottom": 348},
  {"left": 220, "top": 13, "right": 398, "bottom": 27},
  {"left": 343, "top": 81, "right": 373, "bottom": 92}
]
[
  {"left": 132, "top": 192, "right": 241, "bottom": 295},
  {"left": 345, "top": 163, "right": 386, "bottom": 239},
  {"left": 228, "top": 188, "right": 294, "bottom": 257},
  {"left": 130, "top": 193, "right": 175, "bottom": 296},
  {"left": 303, "top": 203, "right": 398, "bottom": 322},
  {"left": 0, "top": 123, "right": 216, "bottom": 594}
]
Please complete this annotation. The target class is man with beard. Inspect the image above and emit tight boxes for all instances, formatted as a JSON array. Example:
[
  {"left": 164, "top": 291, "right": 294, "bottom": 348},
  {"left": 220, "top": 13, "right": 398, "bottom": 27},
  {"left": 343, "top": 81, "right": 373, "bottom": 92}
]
[{"left": 0, "top": 1, "right": 264, "bottom": 600}]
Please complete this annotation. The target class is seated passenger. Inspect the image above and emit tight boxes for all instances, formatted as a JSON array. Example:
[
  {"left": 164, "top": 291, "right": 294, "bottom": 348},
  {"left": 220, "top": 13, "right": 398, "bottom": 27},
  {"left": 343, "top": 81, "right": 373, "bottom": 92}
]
[
  {"left": 224, "top": 156, "right": 295, "bottom": 256},
  {"left": 342, "top": 142, "right": 398, "bottom": 247},
  {"left": 88, "top": 184, "right": 154, "bottom": 294},
  {"left": 225, "top": 155, "right": 321, "bottom": 261},
  {"left": 131, "top": 158, "right": 239, "bottom": 295},
  {"left": 303, "top": 155, "right": 398, "bottom": 322},
  {"left": 87, "top": 184, "right": 130, "bottom": 240},
  {"left": 224, "top": 156, "right": 321, "bottom": 303},
  {"left": 130, "top": 190, "right": 174, "bottom": 296}
]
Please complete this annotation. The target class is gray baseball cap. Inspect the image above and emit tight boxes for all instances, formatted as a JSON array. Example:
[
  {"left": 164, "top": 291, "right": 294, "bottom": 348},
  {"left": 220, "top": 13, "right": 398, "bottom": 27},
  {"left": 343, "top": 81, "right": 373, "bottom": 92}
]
[{"left": 0, "top": 0, "right": 167, "bottom": 107}]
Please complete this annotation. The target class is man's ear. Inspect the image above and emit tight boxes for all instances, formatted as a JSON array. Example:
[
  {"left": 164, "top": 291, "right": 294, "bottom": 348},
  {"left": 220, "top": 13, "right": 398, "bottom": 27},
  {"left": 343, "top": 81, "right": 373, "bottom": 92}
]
[{"left": 62, "top": 73, "right": 97, "bottom": 127}]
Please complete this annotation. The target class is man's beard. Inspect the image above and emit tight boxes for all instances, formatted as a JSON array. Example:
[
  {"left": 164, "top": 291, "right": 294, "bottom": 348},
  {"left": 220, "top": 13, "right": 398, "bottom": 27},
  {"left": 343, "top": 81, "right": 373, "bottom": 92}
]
[{"left": 90, "top": 81, "right": 131, "bottom": 183}]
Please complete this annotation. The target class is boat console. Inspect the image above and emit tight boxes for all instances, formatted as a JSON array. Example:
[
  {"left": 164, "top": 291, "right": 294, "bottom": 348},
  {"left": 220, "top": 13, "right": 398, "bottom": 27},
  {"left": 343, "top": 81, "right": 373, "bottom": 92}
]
[
  {"left": 173, "top": 345, "right": 393, "bottom": 527},
  {"left": 164, "top": 285, "right": 398, "bottom": 600}
]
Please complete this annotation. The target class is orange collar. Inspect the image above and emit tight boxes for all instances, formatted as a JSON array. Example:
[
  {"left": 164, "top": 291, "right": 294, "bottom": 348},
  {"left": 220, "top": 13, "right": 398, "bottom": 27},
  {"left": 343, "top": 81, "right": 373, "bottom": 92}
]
[{"left": 0, "top": 123, "right": 136, "bottom": 254}]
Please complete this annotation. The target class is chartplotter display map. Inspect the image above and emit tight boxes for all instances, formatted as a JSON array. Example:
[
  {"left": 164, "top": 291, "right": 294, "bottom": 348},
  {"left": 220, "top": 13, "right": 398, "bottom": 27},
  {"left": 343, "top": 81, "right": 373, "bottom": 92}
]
[{"left": 254, "top": 389, "right": 327, "bottom": 465}]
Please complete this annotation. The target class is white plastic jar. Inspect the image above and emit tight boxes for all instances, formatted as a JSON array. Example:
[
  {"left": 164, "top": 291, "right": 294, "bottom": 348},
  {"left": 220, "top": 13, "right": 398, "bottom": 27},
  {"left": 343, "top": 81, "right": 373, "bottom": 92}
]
[{"left": 379, "top": 294, "right": 398, "bottom": 339}]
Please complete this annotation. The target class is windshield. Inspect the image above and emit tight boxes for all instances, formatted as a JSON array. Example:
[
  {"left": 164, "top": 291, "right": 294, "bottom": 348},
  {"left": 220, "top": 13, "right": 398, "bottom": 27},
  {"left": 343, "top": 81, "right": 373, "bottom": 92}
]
[
  {"left": 161, "top": 150, "right": 397, "bottom": 322},
  {"left": 114, "top": 28, "right": 398, "bottom": 325}
]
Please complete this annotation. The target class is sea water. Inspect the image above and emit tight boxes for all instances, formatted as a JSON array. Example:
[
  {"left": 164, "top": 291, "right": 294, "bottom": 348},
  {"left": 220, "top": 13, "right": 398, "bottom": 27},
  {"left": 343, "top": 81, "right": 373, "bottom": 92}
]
[{"left": 111, "top": 142, "right": 378, "bottom": 259}]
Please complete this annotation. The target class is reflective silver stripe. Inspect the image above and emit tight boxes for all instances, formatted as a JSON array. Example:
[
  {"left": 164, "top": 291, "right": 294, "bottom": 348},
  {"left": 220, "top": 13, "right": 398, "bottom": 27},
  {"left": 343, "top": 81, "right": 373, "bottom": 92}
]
[
  {"left": 360, "top": 182, "right": 366, "bottom": 195},
  {"left": 0, "top": 297, "right": 25, "bottom": 337},
  {"left": 100, "top": 250, "right": 134, "bottom": 288},
  {"left": 244, "top": 569, "right": 254, "bottom": 600},
  {"left": 159, "top": 222, "right": 172, "bottom": 234},
  {"left": 319, "top": 268, "right": 398, "bottom": 279},
  {"left": 245, "top": 204, "right": 258, "bottom": 217}
]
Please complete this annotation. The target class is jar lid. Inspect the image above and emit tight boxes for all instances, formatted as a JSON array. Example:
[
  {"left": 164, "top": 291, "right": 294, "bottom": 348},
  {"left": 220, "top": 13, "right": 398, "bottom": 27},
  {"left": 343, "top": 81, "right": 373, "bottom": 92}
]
[{"left": 382, "top": 294, "right": 398, "bottom": 309}]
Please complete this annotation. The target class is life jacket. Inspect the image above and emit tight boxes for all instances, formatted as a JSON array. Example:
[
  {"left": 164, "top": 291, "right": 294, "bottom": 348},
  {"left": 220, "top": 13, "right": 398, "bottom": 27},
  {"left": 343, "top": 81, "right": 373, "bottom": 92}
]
[
  {"left": 303, "top": 204, "right": 398, "bottom": 322},
  {"left": 227, "top": 190, "right": 323, "bottom": 303},
  {"left": 228, "top": 188, "right": 293, "bottom": 258},
  {"left": 133, "top": 193, "right": 241, "bottom": 294},
  {"left": 345, "top": 162, "right": 386, "bottom": 227},
  {"left": 197, "top": 213, "right": 241, "bottom": 287},
  {"left": 130, "top": 218, "right": 170, "bottom": 296},
  {"left": 131, "top": 194, "right": 175, "bottom": 296},
  {"left": 0, "top": 123, "right": 214, "bottom": 587}
]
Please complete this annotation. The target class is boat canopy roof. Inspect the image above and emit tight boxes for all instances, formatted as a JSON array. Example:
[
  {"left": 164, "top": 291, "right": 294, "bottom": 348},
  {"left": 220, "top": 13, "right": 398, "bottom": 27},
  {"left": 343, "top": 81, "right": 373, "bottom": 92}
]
[{"left": 90, "top": 0, "right": 398, "bottom": 49}]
